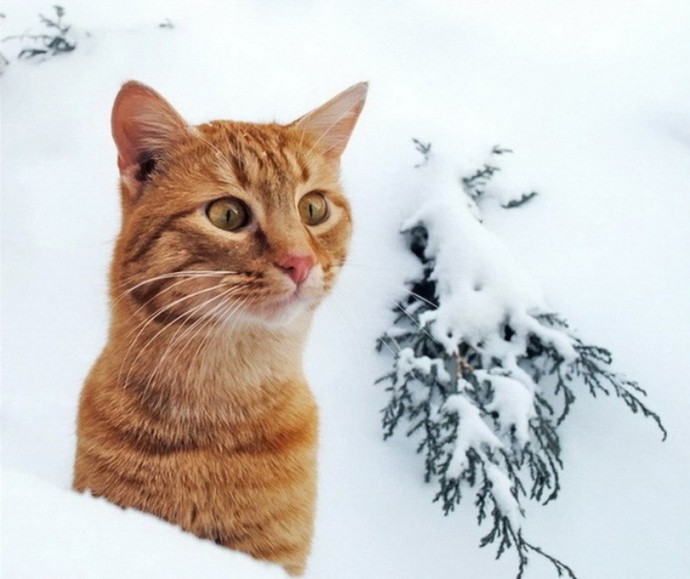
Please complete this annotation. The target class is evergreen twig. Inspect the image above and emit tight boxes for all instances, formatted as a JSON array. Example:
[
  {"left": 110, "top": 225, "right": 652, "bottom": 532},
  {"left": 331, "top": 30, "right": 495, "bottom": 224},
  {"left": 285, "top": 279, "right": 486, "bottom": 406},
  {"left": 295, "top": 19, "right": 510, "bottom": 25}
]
[
  {"left": 2, "top": 6, "right": 76, "bottom": 61},
  {"left": 376, "top": 144, "right": 666, "bottom": 578}
]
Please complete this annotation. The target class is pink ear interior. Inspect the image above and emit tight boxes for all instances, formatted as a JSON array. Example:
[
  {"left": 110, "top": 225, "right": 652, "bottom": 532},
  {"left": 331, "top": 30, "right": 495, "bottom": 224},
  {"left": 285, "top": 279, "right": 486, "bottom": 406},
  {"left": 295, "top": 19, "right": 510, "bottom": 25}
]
[
  {"left": 111, "top": 81, "right": 187, "bottom": 179},
  {"left": 293, "top": 82, "right": 368, "bottom": 159}
]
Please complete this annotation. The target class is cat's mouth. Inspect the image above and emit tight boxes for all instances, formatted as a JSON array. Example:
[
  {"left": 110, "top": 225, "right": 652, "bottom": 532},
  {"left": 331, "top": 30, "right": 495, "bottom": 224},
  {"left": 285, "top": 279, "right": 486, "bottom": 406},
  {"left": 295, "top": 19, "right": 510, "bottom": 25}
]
[
  {"left": 253, "top": 286, "right": 315, "bottom": 321},
  {"left": 241, "top": 273, "right": 323, "bottom": 326}
]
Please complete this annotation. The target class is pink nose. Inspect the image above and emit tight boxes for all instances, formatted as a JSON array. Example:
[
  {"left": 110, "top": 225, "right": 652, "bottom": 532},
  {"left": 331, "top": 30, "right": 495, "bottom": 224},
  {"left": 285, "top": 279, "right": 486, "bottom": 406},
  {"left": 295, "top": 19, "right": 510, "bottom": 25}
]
[{"left": 276, "top": 254, "right": 316, "bottom": 285}]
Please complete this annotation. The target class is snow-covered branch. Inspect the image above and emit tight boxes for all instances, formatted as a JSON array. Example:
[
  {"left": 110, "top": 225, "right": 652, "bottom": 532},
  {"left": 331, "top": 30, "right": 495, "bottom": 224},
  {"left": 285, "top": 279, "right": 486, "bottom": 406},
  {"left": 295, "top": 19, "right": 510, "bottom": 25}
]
[{"left": 376, "top": 143, "right": 666, "bottom": 579}]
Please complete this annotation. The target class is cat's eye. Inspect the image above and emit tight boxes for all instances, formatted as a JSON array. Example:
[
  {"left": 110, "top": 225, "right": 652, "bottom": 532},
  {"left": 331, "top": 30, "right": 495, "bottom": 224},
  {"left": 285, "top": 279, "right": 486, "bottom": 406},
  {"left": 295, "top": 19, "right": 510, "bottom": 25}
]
[
  {"left": 206, "top": 197, "right": 250, "bottom": 232},
  {"left": 298, "top": 191, "right": 329, "bottom": 226}
]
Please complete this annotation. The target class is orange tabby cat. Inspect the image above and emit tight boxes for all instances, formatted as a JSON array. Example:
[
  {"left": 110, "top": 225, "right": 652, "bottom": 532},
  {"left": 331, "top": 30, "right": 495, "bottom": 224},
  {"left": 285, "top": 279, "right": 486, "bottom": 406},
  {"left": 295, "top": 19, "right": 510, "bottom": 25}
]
[{"left": 73, "top": 80, "right": 367, "bottom": 575}]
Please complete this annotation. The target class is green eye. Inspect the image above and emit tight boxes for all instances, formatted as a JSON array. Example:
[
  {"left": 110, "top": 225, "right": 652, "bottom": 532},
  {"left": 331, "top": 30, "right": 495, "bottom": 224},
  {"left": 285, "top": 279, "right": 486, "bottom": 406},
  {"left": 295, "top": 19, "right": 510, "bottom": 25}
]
[
  {"left": 298, "top": 191, "right": 329, "bottom": 226},
  {"left": 206, "top": 197, "right": 250, "bottom": 231}
]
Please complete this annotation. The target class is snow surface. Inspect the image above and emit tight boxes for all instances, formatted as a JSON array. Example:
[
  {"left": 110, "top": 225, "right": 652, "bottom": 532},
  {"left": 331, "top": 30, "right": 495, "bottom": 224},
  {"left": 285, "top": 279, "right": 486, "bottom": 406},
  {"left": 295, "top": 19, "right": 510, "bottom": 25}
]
[
  {"left": 2, "top": 467, "right": 287, "bottom": 579},
  {"left": 2, "top": 1, "right": 689, "bottom": 578}
]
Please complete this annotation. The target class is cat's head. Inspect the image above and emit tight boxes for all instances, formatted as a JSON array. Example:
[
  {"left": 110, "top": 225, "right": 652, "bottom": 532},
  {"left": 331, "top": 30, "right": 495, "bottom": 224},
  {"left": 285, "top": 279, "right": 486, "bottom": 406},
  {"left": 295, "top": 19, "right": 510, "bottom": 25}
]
[{"left": 110, "top": 81, "right": 367, "bottom": 328}]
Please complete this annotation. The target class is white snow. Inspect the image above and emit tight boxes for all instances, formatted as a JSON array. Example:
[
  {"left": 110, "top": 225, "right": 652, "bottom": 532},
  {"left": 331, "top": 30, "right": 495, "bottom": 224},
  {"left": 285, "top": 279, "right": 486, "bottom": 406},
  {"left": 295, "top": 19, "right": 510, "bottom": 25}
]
[
  {"left": 484, "top": 462, "right": 522, "bottom": 530},
  {"left": 395, "top": 347, "right": 452, "bottom": 387},
  {"left": 402, "top": 161, "right": 547, "bottom": 354},
  {"left": 443, "top": 391, "right": 502, "bottom": 478},
  {"left": 2, "top": 1, "right": 689, "bottom": 578},
  {"left": 477, "top": 370, "right": 535, "bottom": 446},
  {"left": 2, "top": 468, "right": 287, "bottom": 579}
]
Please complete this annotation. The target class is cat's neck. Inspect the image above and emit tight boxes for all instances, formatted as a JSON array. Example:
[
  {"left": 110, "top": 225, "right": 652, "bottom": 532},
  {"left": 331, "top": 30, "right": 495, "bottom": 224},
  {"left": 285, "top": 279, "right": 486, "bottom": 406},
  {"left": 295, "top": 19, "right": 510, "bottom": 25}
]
[{"left": 106, "top": 298, "right": 313, "bottom": 417}]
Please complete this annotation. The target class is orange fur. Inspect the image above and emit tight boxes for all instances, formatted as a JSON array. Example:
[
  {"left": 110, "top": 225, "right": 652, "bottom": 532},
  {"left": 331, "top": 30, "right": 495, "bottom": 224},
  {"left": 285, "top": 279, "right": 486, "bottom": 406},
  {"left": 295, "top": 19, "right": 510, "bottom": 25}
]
[{"left": 73, "top": 81, "right": 367, "bottom": 575}]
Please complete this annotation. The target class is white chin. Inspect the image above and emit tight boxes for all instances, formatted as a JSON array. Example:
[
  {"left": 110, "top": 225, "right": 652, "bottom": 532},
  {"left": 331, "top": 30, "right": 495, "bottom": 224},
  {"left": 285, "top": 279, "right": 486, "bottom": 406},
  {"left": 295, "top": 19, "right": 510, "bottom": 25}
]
[{"left": 242, "top": 295, "right": 316, "bottom": 328}]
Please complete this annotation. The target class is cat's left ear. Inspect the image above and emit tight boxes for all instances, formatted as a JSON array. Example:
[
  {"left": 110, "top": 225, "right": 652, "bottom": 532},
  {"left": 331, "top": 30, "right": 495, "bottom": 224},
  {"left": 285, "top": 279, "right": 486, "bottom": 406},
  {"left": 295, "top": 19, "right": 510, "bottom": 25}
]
[
  {"left": 111, "top": 81, "right": 189, "bottom": 193},
  {"left": 292, "top": 82, "right": 368, "bottom": 159}
]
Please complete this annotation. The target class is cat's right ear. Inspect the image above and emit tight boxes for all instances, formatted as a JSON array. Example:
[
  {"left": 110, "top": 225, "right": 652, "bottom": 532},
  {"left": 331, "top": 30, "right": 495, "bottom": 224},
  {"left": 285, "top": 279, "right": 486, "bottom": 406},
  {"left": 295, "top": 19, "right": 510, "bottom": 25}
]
[
  {"left": 111, "top": 81, "right": 188, "bottom": 195},
  {"left": 292, "top": 82, "right": 368, "bottom": 160}
]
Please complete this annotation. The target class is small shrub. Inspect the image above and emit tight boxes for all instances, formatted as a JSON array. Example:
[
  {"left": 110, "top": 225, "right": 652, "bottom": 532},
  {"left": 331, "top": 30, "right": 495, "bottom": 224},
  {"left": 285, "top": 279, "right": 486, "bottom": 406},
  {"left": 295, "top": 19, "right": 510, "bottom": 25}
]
[
  {"left": 376, "top": 141, "right": 665, "bottom": 578},
  {"left": 2, "top": 5, "right": 76, "bottom": 65}
]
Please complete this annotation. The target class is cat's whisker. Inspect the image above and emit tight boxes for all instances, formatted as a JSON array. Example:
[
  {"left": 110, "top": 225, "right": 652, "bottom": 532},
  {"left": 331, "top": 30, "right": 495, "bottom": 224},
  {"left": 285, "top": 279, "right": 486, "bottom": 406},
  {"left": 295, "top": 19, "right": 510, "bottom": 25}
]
[
  {"left": 325, "top": 293, "right": 431, "bottom": 358},
  {"left": 323, "top": 300, "right": 402, "bottom": 359},
  {"left": 338, "top": 261, "right": 422, "bottom": 277},
  {"left": 182, "top": 295, "right": 253, "bottom": 390},
  {"left": 380, "top": 330, "right": 403, "bottom": 358},
  {"left": 375, "top": 325, "right": 403, "bottom": 358},
  {"left": 343, "top": 303, "right": 404, "bottom": 358},
  {"left": 114, "top": 276, "right": 202, "bottom": 338},
  {"left": 142, "top": 290, "right": 233, "bottom": 386},
  {"left": 397, "top": 288, "right": 438, "bottom": 311},
  {"left": 159, "top": 286, "right": 248, "bottom": 370},
  {"left": 111, "top": 272, "right": 234, "bottom": 324},
  {"left": 144, "top": 287, "right": 244, "bottom": 394},
  {"left": 392, "top": 302, "right": 438, "bottom": 345},
  {"left": 137, "top": 282, "right": 248, "bottom": 359},
  {"left": 114, "top": 273, "right": 247, "bottom": 348},
  {"left": 181, "top": 297, "right": 245, "bottom": 390},
  {"left": 114, "top": 270, "right": 240, "bottom": 303},
  {"left": 118, "top": 283, "right": 240, "bottom": 389},
  {"left": 214, "top": 293, "right": 250, "bottom": 335}
]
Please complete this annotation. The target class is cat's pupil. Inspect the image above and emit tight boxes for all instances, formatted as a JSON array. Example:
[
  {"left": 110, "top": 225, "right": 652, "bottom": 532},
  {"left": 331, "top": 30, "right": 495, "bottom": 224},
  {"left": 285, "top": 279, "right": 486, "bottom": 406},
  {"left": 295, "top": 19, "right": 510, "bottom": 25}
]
[
  {"left": 299, "top": 191, "right": 328, "bottom": 226},
  {"left": 206, "top": 197, "right": 249, "bottom": 232}
]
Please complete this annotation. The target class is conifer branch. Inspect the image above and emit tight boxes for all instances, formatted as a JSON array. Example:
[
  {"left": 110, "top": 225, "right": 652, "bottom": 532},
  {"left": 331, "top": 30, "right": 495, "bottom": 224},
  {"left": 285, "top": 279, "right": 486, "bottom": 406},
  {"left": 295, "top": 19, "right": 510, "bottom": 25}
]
[
  {"left": 376, "top": 143, "right": 667, "bottom": 578},
  {"left": 2, "top": 6, "right": 76, "bottom": 62}
]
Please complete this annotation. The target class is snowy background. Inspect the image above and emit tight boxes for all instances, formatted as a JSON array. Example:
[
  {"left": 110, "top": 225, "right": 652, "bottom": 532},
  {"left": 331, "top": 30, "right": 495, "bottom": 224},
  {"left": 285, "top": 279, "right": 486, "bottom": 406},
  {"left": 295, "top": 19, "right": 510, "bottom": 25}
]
[{"left": 2, "top": 1, "right": 689, "bottom": 577}]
